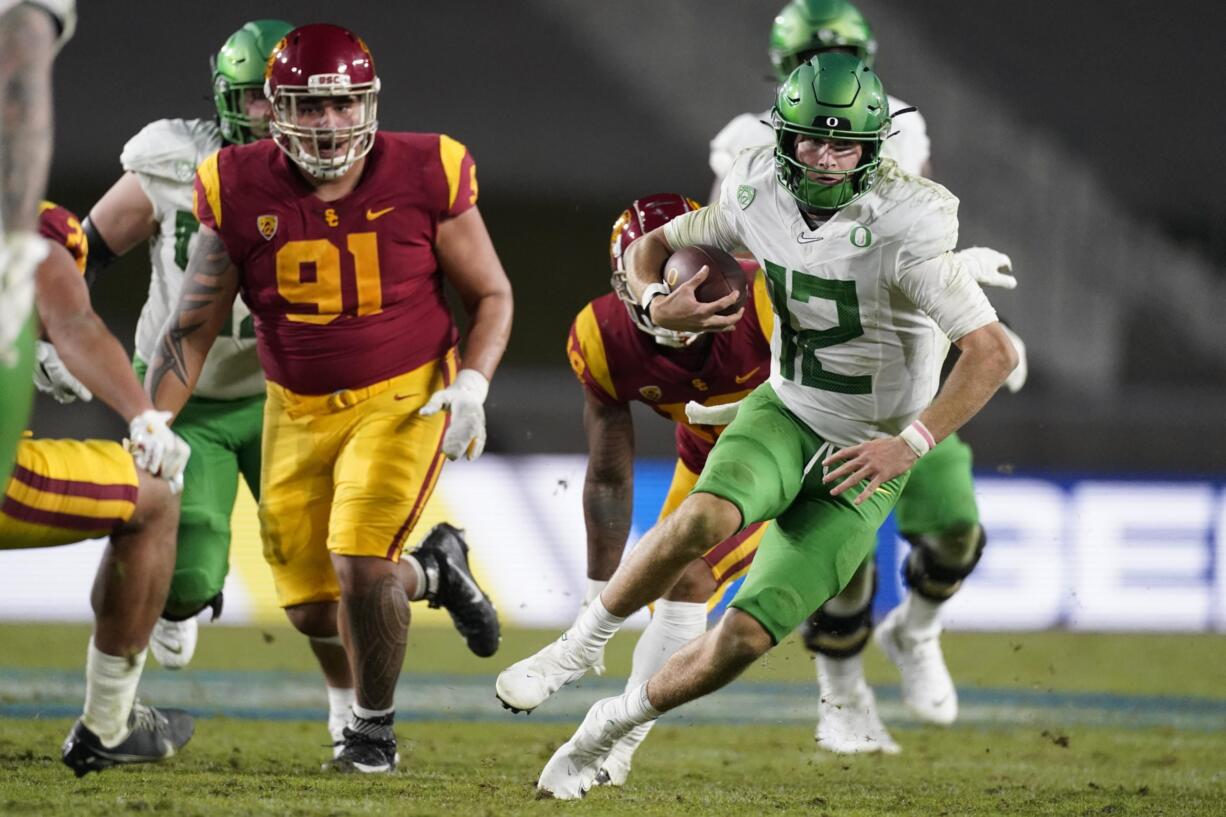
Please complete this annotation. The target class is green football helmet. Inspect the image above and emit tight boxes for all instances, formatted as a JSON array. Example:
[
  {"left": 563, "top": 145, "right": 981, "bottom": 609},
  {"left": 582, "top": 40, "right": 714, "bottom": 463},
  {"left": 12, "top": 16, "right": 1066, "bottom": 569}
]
[
  {"left": 772, "top": 52, "right": 890, "bottom": 212},
  {"left": 211, "top": 19, "right": 294, "bottom": 144},
  {"left": 769, "top": 0, "right": 877, "bottom": 81}
]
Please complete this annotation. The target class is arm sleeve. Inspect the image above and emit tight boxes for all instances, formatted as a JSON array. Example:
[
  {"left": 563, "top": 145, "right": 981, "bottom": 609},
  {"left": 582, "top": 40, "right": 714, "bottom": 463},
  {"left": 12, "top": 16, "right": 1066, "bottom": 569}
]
[
  {"left": 438, "top": 134, "right": 478, "bottom": 218},
  {"left": 893, "top": 198, "right": 998, "bottom": 342},
  {"left": 662, "top": 204, "right": 740, "bottom": 253}
]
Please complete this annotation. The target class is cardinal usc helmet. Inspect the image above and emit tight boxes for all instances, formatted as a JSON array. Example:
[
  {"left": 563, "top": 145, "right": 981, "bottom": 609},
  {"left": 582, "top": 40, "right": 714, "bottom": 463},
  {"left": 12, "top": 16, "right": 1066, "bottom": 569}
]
[
  {"left": 264, "top": 23, "right": 380, "bottom": 179},
  {"left": 609, "top": 192, "right": 701, "bottom": 347}
]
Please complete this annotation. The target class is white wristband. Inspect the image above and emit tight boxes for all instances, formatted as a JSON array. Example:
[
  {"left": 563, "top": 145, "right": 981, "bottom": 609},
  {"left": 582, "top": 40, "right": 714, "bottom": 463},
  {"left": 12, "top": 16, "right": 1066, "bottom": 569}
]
[
  {"left": 898, "top": 420, "right": 935, "bottom": 459},
  {"left": 638, "top": 282, "right": 670, "bottom": 316}
]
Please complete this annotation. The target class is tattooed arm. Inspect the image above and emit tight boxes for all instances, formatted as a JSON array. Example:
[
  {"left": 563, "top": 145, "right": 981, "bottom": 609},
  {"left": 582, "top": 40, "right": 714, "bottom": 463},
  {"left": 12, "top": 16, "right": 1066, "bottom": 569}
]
[
  {"left": 581, "top": 389, "right": 636, "bottom": 581},
  {"left": 0, "top": 5, "right": 56, "bottom": 234},
  {"left": 145, "top": 225, "right": 238, "bottom": 417}
]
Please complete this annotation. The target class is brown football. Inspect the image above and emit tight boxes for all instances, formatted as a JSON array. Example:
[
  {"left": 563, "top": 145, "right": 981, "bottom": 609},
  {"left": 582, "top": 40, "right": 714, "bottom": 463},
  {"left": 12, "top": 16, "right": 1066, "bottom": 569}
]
[{"left": 662, "top": 245, "right": 747, "bottom": 317}]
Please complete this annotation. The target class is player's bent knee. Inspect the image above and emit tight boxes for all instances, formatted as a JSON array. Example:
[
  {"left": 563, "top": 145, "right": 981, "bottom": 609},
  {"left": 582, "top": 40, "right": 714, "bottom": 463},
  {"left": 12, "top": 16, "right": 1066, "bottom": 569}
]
[
  {"left": 902, "top": 525, "right": 986, "bottom": 602},
  {"left": 717, "top": 609, "right": 773, "bottom": 663},
  {"left": 672, "top": 493, "right": 742, "bottom": 554},
  {"left": 122, "top": 469, "right": 179, "bottom": 536},
  {"left": 802, "top": 564, "right": 876, "bottom": 657},
  {"left": 284, "top": 601, "right": 340, "bottom": 638}
]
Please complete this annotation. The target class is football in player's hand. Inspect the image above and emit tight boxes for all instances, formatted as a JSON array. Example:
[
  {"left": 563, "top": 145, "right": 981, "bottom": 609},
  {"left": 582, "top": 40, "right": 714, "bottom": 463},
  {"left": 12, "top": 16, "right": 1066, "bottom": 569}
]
[{"left": 663, "top": 245, "right": 747, "bottom": 316}]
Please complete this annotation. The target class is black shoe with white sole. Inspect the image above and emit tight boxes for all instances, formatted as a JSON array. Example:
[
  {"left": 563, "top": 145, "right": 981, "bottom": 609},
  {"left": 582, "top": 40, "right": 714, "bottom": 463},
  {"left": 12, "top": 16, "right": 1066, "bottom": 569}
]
[
  {"left": 413, "top": 523, "right": 501, "bottom": 657},
  {"left": 61, "top": 702, "right": 194, "bottom": 778}
]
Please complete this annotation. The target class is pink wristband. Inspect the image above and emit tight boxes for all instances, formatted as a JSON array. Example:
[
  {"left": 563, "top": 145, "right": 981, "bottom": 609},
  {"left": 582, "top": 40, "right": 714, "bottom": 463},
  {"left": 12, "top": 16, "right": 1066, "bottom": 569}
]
[{"left": 899, "top": 420, "right": 935, "bottom": 458}]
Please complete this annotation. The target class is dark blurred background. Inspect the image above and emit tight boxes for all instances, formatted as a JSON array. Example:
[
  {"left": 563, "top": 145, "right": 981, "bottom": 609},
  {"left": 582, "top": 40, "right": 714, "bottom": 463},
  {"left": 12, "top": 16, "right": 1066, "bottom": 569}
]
[{"left": 32, "top": 0, "right": 1226, "bottom": 473}]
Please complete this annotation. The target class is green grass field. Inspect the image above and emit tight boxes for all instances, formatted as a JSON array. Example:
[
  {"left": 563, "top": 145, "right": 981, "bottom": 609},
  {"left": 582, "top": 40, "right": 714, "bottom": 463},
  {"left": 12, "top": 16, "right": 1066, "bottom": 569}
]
[{"left": 1, "top": 623, "right": 1223, "bottom": 816}]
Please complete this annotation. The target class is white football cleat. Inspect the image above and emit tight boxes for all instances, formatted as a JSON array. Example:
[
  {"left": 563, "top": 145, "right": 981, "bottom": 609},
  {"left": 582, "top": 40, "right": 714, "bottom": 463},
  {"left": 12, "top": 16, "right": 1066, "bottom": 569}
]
[
  {"left": 592, "top": 721, "right": 654, "bottom": 786},
  {"left": 149, "top": 617, "right": 198, "bottom": 669},
  {"left": 495, "top": 633, "right": 602, "bottom": 713},
  {"left": 537, "top": 696, "right": 629, "bottom": 799},
  {"left": 816, "top": 678, "right": 901, "bottom": 755},
  {"left": 875, "top": 605, "right": 958, "bottom": 725}
]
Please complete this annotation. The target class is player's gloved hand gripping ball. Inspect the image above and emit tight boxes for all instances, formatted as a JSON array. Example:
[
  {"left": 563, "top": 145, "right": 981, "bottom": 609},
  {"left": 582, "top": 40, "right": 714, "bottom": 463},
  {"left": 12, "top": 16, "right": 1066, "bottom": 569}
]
[{"left": 420, "top": 368, "right": 489, "bottom": 461}]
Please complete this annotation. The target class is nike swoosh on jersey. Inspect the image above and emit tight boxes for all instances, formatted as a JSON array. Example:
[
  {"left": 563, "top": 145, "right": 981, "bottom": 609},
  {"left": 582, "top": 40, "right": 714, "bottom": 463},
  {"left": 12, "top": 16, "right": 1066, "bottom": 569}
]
[
  {"left": 734, "top": 367, "right": 761, "bottom": 384},
  {"left": 366, "top": 206, "right": 395, "bottom": 221},
  {"left": 796, "top": 232, "right": 824, "bottom": 244}
]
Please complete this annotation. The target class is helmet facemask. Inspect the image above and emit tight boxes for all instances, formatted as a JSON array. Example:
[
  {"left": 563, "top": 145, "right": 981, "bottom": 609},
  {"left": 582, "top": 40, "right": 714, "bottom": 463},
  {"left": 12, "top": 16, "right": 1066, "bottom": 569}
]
[
  {"left": 773, "top": 114, "right": 887, "bottom": 212},
  {"left": 212, "top": 20, "right": 295, "bottom": 146},
  {"left": 268, "top": 74, "right": 380, "bottom": 180}
]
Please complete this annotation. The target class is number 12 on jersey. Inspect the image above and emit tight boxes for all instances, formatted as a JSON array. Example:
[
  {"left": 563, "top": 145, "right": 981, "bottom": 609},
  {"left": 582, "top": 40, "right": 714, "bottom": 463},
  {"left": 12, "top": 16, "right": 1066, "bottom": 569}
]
[
  {"left": 276, "top": 233, "right": 383, "bottom": 324},
  {"left": 763, "top": 260, "right": 872, "bottom": 395}
]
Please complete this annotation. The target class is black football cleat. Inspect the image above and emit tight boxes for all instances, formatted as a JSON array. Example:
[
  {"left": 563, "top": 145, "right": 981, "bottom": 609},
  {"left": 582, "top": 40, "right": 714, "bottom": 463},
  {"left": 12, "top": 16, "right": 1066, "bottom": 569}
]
[
  {"left": 412, "top": 522, "right": 501, "bottom": 657},
  {"left": 323, "top": 723, "right": 400, "bottom": 774},
  {"left": 61, "top": 702, "right": 194, "bottom": 778}
]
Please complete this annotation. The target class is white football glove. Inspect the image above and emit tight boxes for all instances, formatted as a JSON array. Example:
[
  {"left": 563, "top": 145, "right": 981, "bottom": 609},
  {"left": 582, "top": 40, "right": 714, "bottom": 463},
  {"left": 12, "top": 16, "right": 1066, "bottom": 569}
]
[
  {"left": 124, "top": 410, "right": 191, "bottom": 485},
  {"left": 419, "top": 368, "right": 489, "bottom": 461},
  {"left": 685, "top": 399, "right": 742, "bottom": 426},
  {"left": 1001, "top": 323, "right": 1028, "bottom": 394},
  {"left": 33, "top": 340, "right": 92, "bottom": 403},
  {"left": 957, "top": 246, "right": 1016, "bottom": 290},
  {"left": 0, "top": 232, "right": 49, "bottom": 368}
]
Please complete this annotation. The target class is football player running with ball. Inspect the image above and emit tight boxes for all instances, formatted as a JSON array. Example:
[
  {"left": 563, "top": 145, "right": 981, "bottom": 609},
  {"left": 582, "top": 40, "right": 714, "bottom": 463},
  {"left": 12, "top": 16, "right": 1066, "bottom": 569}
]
[
  {"left": 501, "top": 52, "right": 1017, "bottom": 799},
  {"left": 563, "top": 193, "right": 773, "bottom": 783},
  {"left": 709, "top": 0, "right": 1028, "bottom": 753},
  {"left": 147, "top": 24, "right": 511, "bottom": 774}
]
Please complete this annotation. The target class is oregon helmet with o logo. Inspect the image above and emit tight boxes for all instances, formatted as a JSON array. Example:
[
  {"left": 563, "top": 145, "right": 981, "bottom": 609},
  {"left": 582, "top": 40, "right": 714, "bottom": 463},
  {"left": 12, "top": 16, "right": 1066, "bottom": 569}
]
[
  {"left": 212, "top": 19, "right": 294, "bottom": 145},
  {"left": 769, "top": 0, "right": 877, "bottom": 82},
  {"left": 772, "top": 51, "right": 890, "bottom": 212}
]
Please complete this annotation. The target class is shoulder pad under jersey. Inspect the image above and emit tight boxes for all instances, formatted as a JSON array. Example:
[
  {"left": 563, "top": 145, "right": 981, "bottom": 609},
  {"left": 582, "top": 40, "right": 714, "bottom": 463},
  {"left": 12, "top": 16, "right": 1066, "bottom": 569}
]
[{"left": 120, "top": 118, "right": 220, "bottom": 184}]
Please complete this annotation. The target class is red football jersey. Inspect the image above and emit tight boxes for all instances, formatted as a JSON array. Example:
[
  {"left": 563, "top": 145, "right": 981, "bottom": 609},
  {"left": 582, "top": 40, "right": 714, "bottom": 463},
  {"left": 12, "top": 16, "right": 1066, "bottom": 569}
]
[
  {"left": 567, "top": 272, "right": 774, "bottom": 473},
  {"left": 37, "top": 201, "right": 88, "bottom": 274},
  {"left": 193, "top": 131, "right": 478, "bottom": 394}
]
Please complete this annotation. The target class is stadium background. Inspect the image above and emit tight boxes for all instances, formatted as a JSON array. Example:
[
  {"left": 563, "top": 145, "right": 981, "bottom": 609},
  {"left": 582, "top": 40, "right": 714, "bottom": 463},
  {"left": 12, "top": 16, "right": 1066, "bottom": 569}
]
[
  {"left": 3, "top": 4, "right": 1226, "bottom": 814},
  {"left": 10, "top": 1, "right": 1226, "bottom": 629}
]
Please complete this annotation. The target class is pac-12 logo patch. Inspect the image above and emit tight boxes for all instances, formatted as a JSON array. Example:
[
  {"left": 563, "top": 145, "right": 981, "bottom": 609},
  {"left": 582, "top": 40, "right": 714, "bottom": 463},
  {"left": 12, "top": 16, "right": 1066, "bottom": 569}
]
[
  {"left": 257, "top": 215, "right": 278, "bottom": 241},
  {"left": 737, "top": 185, "right": 756, "bottom": 210},
  {"left": 639, "top": 385, "right": 662, "bottom": 401}
]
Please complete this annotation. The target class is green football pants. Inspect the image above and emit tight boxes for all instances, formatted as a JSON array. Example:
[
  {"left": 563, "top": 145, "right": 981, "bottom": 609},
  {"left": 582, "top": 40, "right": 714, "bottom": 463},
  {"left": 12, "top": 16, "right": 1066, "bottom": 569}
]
[
  {"left": 134, "top": 357, "right": 264, "bottom": 618},
  {"left": 692, "top": 383, "right": 908, "bottom": 643}
]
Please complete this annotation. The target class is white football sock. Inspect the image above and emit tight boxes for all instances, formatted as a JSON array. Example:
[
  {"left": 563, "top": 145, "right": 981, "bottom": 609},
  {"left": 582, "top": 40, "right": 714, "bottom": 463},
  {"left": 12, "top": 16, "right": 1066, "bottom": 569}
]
[
  {"left": 816, "top": 652, "right": 865, "bottom": 700},
  {"left": 900, "top": 591, "right": 942, "bottom": 636},
  {"left": 404, "top": 555, "right": 427, "bottom": 602},
  {"left": 584, "top": 579, "right": 608, "bottom": 606},
  {"left": 326, "top": 685, "right": 355, "bottom": 722},
  {"left": 82, "top": 638, "right": 145, "bottom": 747},
  {"left": 568, "top": 594, "right": 626, "bottom": 655},
  {"left": 612, "top": 682, "right": 662, "bottom": 729},
  {"left": 627, "top": 599, "right": 707, "bottom": 689},
  {"left": 353, "top": 703, "right": 394, "bottom": 721}
]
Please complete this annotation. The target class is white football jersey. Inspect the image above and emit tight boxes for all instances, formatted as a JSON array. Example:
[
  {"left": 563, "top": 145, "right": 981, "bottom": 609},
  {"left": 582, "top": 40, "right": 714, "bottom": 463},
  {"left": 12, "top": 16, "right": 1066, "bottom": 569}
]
[
  {"left": 709, "top": 95, "right": 929, "bottom": 186},
  {"left": 666, "top": 147, "right": 996, "bottom": 447},
  {"left": 121, "top": 118, "right": 264, "bottom": 400}
]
